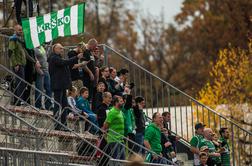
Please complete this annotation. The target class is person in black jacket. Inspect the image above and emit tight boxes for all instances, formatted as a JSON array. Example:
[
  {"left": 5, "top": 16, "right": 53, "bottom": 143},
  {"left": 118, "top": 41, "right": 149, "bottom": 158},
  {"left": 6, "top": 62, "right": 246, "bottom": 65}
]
[
  {"left": 92, "top": 82, "right": 106, "bottom": 114},
  {"left": 67, "top": 42, "right": 86, "bottom": 91},
  {"left": 96, "top": 92, "right": 112, "bottom": 128},
  {"left": 96, "top": 92, "right": 112, "bottom": 166},
  {"left": 48, "top": 43, "right": 82, "bottom": 129},
  {"left": 82, "top": 39, "right": 98, "bottom": 101},
  {"left": 162, "top": 111, "right": 180, "bottom": 152},
  {"left": 133, "top": 96, "right": 146, "bottom": 154}
]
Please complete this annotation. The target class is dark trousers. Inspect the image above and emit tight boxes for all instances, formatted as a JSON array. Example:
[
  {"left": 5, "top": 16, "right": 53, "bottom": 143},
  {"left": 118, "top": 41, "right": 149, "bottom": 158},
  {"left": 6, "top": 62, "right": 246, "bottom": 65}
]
[
  {"left": 134, "top": 131, "right": 145, "bottom": 154},
  {"left": 13, "top": 65, "right": 25, "bottom": 105},
  {"left": 127, "top": 133, "right": 135, "bottom": 152},
  {"left": 108, "top": 142, "right": 125, "bottom": 160},
  {"left": 15, "top": 0, "right": 33, "bottom": 25},
  {"left": 23, "top": 62, "right": 34, "bottom": 104},
  {"left": 53, "top": 89, "right": 69, "bottom": 129},
  {"left": 98, "top": 138, "right": 109, "bottom": 166}
]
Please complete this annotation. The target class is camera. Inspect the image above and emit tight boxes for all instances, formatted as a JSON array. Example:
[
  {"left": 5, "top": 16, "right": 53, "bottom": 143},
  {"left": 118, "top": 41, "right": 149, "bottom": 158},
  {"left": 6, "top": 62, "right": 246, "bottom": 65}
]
[{"left": 129, "top": 83, "right": 135, "bottom": 89}]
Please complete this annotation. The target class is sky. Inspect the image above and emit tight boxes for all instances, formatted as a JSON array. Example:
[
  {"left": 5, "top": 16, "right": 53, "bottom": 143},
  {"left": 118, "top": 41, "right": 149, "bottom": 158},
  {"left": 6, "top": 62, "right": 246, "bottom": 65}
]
[{"left": 140, "top": 0, "right": 184, "bottom": 24}]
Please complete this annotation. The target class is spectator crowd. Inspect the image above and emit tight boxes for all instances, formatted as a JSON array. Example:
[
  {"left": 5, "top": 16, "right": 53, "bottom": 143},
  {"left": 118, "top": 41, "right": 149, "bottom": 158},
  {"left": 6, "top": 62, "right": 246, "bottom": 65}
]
[{"left": 7, "top": 24, "right": 231, "bottom": 166}]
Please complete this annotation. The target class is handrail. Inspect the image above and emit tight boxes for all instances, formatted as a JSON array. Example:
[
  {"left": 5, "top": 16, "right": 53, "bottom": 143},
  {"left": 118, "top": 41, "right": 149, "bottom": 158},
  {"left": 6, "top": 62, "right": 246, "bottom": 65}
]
[
  {"left": 109, "top": 159, "right": 174, "bottom": 166},
  {"left": 0, "top": 69, "right": 115, "bottom": 165},
  {"left": 100, "top": 44, "right": 252, "bottom": 135},
  {"left": 0, "top": 147, "right": 69, "bottom": 156},
  {"left": 61, "top": 106, "right": 175, "bottom": 165},
  {"left": 1, "top": 64, "right": 169, "bottom": 165},
  {"left": 0, "top": 105, "right": 38, "bottom": 131},
  {"left": 0, "top": 64, "right": 62, "bottom": 112},
  {"left": 101, "top": 44, "right": 252, "bottom": 165}
]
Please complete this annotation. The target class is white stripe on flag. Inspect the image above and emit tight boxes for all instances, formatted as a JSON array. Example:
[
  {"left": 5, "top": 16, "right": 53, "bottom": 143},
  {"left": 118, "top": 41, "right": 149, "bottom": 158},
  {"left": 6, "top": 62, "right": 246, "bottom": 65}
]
[
  {"left": 43, "top": 13, "right": 52, "bottom": 42},
  {"left": 57, "top": 9, "right": 64, "bottom": 37},
  {"left": 70, "top": 5, "right": 78, "bottom": 35},
  {"left": 29, "top": 17, "right": 40, "bottom": 48}
]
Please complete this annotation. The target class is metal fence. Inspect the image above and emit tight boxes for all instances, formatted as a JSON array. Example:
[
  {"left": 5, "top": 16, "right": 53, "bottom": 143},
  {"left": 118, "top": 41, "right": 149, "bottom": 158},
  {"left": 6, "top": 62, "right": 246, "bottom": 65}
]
[
  {"left": 0, "top": 29, "right": 251, "bottom": 164},
  {"left": 0, "top": 105, "right": 39, "bottom": 150},
  {"left": 0, "top": 147, "right": 69, "bottom": 166},
  {"left": 101, "top": 44, "right": 252, "bottom": 166},
  {"left": 0, "top": 64, "right": 173, "bottom": 165}
]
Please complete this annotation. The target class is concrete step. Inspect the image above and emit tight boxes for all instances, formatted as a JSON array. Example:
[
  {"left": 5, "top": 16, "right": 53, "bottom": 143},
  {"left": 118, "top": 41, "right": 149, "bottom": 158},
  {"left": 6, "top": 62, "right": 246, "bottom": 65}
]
[
  {"left": 1, "top": 105, "right": 87, "bottom": 134},
  {"left": 0, "top": 125, "right": 98, "bottom": 153},
  {"left": 176, "top": 153, "right": 188, "bottom": 161},
  {"left": 183, "top": 160, "right": 193, "bottom": 166},
  {"left": 176, "top": 152, "right": 194, "bottom": 166}
]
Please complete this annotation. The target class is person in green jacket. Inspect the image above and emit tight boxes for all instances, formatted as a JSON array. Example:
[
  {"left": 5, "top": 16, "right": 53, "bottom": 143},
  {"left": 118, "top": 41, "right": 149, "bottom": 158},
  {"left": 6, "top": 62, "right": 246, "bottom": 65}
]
[
  {"left": 76, "top": 87, "right": 98, "bottom": 134},
  {"left": 8, "top": 25, "right": 27, "bottom": 105},
  {"left": 144, "top": 112, "right": 167, "bottom": 164},
  {"left": 122, "top": 86, "right": 136, "bottom": 151},
  {"left": 199, "top": 128, "right": 221, "bottom": 166},
  {"left": 190, "top": 122, "right": 205, "bottom": 166},
  {"left": 218, "top": 127, "right": 231, "bottom": 166},
  {"left": 122, "top": 87, "right": 135, "bottom": 136},
  {"left": 103, "top": 95, "right": 125, "bottom": 160}
]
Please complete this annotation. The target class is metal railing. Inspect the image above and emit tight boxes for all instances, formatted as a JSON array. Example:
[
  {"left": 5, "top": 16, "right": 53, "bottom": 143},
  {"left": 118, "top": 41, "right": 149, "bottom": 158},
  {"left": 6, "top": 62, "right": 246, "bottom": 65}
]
[
  {"left": 0, "top": 99, "right": 70, "bottom": 165},
  {"left": 0, "top": 31, "right": 251, "bottom": 164},
  {"left": 0, "top": 105, "right": 39, "bottom": 150},
  {"left": 101, "top": 44, "right": 252, "bottom": 166},
  {"left": 0, "top": 147, "right": 69, "bottom": 166},
  {"left": 0, "top": 64, "right": 174, "bottom": 165},
  {"left": 61, "top": 107, "right": 175, "bottom": 165}
]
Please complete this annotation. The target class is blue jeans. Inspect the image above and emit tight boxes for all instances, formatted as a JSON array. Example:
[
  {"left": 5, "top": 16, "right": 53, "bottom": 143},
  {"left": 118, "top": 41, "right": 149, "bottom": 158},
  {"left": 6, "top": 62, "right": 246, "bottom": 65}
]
[
  {"left": 134, "top": 131, "right": 145, "bottom": 154},
  {"left": 86, "top": 113, "right": 99, "bottom": 134},
  {"left": 108, "top": 142, "right": 125, "bottom": 160},
  {"left": 35, "top": 71, "right": 52, "bottom": 109}
]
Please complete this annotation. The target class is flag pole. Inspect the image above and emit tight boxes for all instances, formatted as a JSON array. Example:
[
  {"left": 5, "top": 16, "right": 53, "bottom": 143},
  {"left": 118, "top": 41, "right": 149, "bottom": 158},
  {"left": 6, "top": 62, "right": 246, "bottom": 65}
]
[{"left": 47, "top": 0, "right": 53, "bottom": 56}]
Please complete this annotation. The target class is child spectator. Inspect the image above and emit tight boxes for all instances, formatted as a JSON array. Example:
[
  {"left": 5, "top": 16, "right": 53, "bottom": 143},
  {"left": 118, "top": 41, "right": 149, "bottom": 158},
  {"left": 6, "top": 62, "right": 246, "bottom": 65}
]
[
  {"left": 199, "top": 152, "right": 208, "bottom": 166},
  {"left": 76, "top": 87, "right": 98, "bottom": 133},
  {"left": 92, "top": 82, "right": 106, "bottom": 113},
  {"left": 67, "top": 86, "right": 87, "bottom": 117},
  {"left": 200, "top": 146, "right": 209, "bottom": 153}
]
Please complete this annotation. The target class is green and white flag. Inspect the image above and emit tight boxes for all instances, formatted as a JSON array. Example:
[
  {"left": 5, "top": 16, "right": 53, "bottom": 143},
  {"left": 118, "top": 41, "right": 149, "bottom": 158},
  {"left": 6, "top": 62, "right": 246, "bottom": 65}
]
[{"left": 22, "top": 3, "right": 85, "bottom": 49}]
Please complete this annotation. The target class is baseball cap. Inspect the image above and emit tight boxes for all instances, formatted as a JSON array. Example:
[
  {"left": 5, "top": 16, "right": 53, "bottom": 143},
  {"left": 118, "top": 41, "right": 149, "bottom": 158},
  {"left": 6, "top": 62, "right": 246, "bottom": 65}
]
[
  {"left": 200, "top": 146, "right": 209, "bottom": 152},
  {"left": 195, "top": 122, "right": 206, "bottom": 130}
]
